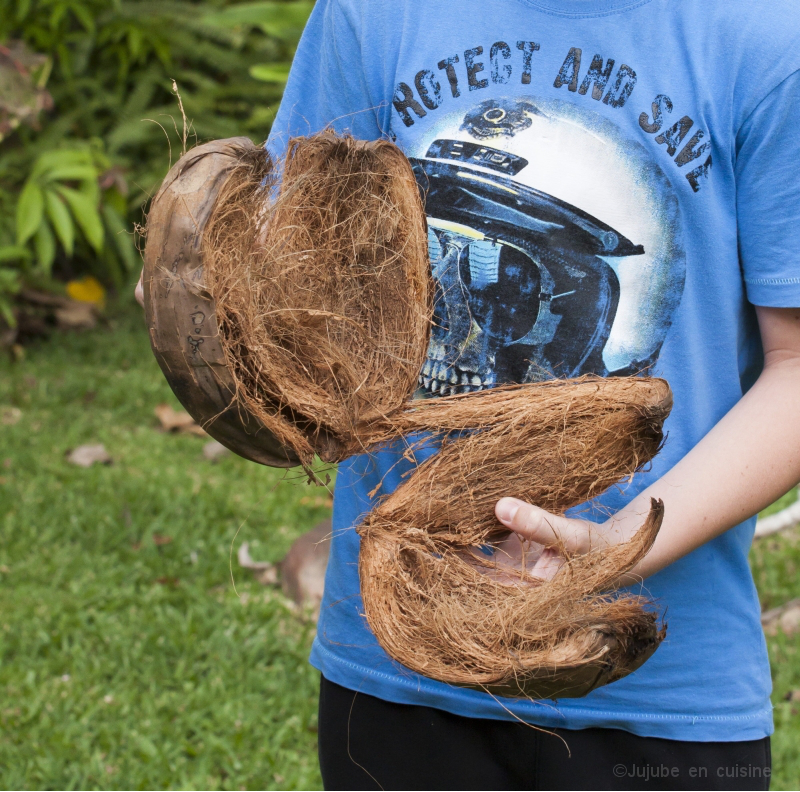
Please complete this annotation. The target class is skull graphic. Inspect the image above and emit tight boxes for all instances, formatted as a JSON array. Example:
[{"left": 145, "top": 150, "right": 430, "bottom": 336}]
[
  {"left": 421, "top": 224, "right": 631, "bottom": 395},
  {"left": 409, "top": 98, "right": 650, "bottom": 395},
  {"left": 413, "top": 170, "right": 644, "bottom": 394}
]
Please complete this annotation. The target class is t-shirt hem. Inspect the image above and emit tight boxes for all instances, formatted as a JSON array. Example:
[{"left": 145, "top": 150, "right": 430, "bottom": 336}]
[
  {"left": 310, "top": 640, "right": 774, "bottom": 743},
  {"left": 745, "top": 278, "right": 800, "bottom": 308}
]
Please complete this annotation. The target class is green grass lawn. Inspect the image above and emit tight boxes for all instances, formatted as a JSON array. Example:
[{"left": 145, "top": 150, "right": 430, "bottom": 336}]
[
  {"left": 0, "top": 306, "right": 329, "bottom": 790},
  {"left": 751, "top": 499, "right": 800, "bottom": 790},
  {"left": 1, "top": 303, "right": 799, "bottom": 789}
]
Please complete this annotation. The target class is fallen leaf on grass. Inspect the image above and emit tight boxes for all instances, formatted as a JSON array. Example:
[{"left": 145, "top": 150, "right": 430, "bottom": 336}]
[
  {"left": 298, "top": 494, "right": 333, "bottom": 508},
  {"left": 203, "top": 440, "right": 230, "bottom": 462},
  {"left": 66, "top": 444, "right": 112, "bottom": 467},
  {"left": 54, "top": 302, "right": 97, "bottom": 330},
  {"left": 762, "top": 598, "right": 800, "bottom": 636},
  {"left": 152, "top": 533, "right": 173, "bottom": 546},
  {"left": 155, "top": 576, "right": 179, "bottom": 587},
  {"left": 154, "top": 403, "right": 194, "bottom": 431},
  {"left": 1, "top": 407, "right": 21, "bottom": 426},
  {"left": 783, "top": 690, "right": 800, "bottom": 703},
  {"left": 154, "top": 403, "right": 207, "bottom": 437}
]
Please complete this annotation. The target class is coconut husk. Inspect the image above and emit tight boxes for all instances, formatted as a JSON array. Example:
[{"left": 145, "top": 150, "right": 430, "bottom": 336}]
[
  {"left": 144, "top": 138, "right": 300, "bottom": 467},
  {"left": 144, "top": 132, "right": 673, "bottom": 700},
  {"left": 202, "top": 133, "right": 431, "bottom": 470},
  {"left": 144, "top": 134, "right": 430, "bottom": 470},
  {"left": 359, "top": 377, "right": 670, "bottom": 698}
]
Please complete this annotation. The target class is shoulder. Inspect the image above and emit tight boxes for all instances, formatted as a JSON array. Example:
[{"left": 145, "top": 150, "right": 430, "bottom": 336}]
[
  {"left": 676, "top": 0, "right": 800, "bottom": 36},
  {"left": 330, "top": 0, "right": 408, "bottom": 21},
  {"left": 708, "top": 0, "right": 800, "bottom": 60},
  {"left": 680, "top": 0, "right": 800, "bottom": 126}
]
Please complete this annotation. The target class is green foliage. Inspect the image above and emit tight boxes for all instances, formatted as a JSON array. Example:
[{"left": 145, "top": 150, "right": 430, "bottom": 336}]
[
  {"left": 15, "top": 145, "right": 129, "bottom": 274},
  {"left": 0, "top": 304, "right": 328, "bottom": 789},
  {"left": 250, "top": 62, "right": 292, "bottom": 83},
  {"left": 203, "top": 1, "right": 313, "bottom": 36},
  {"left": 0, "top": 263, "right": 22, "bottom": 326},
  {"left": 0, "top": 0, "right": 312, "bottom": 300}
]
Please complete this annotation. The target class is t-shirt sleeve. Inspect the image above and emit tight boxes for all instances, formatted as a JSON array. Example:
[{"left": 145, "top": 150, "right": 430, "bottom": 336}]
[
  {"left": 736, "top": 69, "right": 800, "bottom": 307},
  {"left": 266, "top": 0, "right": 383, "bottom": 159}
]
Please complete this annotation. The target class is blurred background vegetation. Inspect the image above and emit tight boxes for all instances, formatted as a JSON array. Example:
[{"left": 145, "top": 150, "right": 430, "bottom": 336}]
[
  {"left": 0, "top": 0, "right": 311, "bottom": 328},
  {"left": 0, "top": 307, "right": 328, "bottom": 789},
  {"left": 0, "top": 2, "right": 334, "bottom": 788}
]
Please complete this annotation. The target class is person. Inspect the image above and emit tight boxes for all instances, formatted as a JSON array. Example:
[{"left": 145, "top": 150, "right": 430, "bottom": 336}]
[{"left": 139, "top": 1, "right": 800, "bottom": 788}]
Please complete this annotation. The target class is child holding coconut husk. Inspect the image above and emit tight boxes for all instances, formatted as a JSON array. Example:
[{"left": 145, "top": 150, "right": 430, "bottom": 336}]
[{"left": 138, "top": 0, "right": 800, "bottom": 788}]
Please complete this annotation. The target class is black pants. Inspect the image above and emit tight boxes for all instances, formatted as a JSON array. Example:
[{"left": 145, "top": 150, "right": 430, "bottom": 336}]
[{"left": 318, "top": 677, "right": 771, "bottom": 791}]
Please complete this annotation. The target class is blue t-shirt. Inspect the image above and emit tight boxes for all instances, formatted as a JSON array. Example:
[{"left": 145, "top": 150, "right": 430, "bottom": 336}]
[{"left": 267, "top": 0, "right": 800, "bottom": 741}]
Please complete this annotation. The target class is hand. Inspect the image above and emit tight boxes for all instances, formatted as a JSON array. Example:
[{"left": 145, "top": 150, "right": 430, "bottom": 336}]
[
  {"left": 461, "top": 500, "right": 615, "bottom": 585},
  {"left": 461, "top": 528, "right": 559, "bottom": 584},
  {"left": 135, "top": 269, "right": 144, "bottom": 308},
  {"left": 491, "top": 498, "right": 622, "bottom": 581},
  {"left": 476, "top": 306, "right": 800, "bottom": 588}
]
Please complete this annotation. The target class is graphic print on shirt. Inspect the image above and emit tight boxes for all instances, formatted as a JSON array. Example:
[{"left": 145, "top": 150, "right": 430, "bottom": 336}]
[{"left": 403, "top": 95, "right": 686, "bottom": 396}]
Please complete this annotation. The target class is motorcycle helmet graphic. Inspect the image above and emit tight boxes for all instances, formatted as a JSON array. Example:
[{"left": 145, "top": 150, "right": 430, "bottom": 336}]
[{"left": 408, "top": 98, "right": 654, "bottom": 396}]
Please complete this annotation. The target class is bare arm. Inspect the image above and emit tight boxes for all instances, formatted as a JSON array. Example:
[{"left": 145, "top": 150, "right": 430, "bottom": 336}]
[{"left": 495, "top": 306, "right": 800, "bottom": 582}]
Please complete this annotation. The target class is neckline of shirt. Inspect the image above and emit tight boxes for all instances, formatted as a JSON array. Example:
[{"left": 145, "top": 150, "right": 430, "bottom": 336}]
[{"left": 516, "top": 0, "right": 655, "bottom": 18}]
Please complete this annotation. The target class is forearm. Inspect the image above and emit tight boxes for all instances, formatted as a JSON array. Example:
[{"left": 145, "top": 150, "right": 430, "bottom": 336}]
[{"left": 612, "top": 354, "right": 800, "bottom": 582}]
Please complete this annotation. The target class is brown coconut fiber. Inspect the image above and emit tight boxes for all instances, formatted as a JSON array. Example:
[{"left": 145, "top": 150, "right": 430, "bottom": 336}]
[
  {"left": 202, "top": 133, "right": 432, "bottom": 469},
  {"left": 144, "top": 133, "right": 672, "bottom": 700},
  {"left": 360, "top": 378, "right": 670, "bottom": 698}
]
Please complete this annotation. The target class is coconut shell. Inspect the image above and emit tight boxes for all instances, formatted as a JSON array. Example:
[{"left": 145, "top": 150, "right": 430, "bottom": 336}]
[
  {"left": 145, "top": 134, "right": 433, "bottom": 472},
  {"left": 143, "top": 138, "right": 299, "bottom": 467},
  {"left": 359, "top": 377, "right": 671, "bottom": 699},
  {"left": 143, "top": 132, "right": 674, "bottom": 701}
]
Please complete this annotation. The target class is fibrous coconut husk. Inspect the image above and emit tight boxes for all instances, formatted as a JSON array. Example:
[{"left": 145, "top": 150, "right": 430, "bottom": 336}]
[
  {"left": 145, "top": 132, "right": 673, "bottom": 700},
  {"left": 203, "top": 133, "right": 431, "bottom": 470},
  {"left": 360, "top": 378, "right": 670, "bottom": 698}
]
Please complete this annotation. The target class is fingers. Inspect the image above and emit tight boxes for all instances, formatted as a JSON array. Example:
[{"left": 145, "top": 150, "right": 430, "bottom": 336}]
[
  {"left": 531, "top": 548, "right": 564, "bottom": 580},
  {"left": 135, "top": 270, "right": 145, "bottom": 308},
  {"left": 495, "top": 497, "right": 596, "bottom": 554},
  {"left": 495, "top": 497, "right": 572, "bottom": 545}
]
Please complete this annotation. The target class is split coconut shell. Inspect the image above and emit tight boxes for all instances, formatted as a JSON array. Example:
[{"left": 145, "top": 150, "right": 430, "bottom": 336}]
[
  {"left": 143, "top": 138, "right": 299, "bottom": 467},
  {"left": 143, "top": 132, "right": 672, "bottom": 700},
  {"left": 360, "top": 378, "right": 671, "bottom": 698},
  {"left": 144, "top": 134, "right": 432, "bottom": 472}
]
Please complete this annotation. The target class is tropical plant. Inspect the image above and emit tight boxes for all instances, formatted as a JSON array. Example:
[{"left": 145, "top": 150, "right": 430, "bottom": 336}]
[
  {"left": 1, "top": 0, "right": 312, "bottom": 201},
  {"left": 14, "top": 144, "right": 136, "bottom": 281},
  {"left": 0, "top": 0, "right": 312, "bottom": 321}
]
